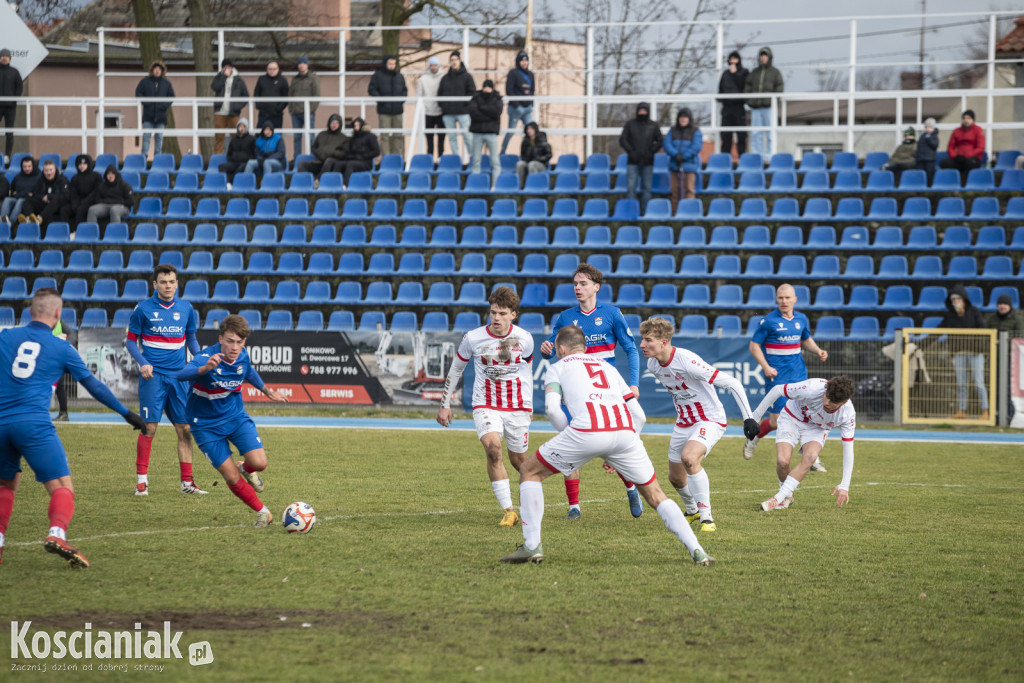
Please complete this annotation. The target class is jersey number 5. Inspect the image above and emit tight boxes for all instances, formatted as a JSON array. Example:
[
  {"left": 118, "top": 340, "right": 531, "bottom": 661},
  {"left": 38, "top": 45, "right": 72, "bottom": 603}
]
[
  {"left": 12, "top": 341, "right": 42, "bottom": 379},
  {"left": 584, "top": 362, "right": 610, "bottom": 389}
]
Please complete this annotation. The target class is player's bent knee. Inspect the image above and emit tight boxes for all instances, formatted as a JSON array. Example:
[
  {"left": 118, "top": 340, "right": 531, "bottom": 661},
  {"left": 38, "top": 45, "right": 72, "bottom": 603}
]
[{"left": 243, "top": 449, "right": 267, "bottom": 471}]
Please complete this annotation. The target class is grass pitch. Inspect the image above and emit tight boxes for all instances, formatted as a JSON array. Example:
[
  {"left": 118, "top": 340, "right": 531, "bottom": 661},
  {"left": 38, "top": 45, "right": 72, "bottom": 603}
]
[{"left": 1, "top": 423, "right": 1021, "bottom": 681}]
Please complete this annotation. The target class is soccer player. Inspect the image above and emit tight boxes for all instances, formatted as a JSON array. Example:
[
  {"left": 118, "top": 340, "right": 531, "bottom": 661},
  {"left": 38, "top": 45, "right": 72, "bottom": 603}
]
[
  {"left": 0, "top": 289, "right": 145, "bottom": 568},
  {"left": 437, "top": 287, "right": 533, "bottom": 527},
  {"left": 747, "top": 376, "right": 856, "bottom": 511},
  {"left": 501, "top": 325, "right": 713, "bottom": 566},
  {"left": 638, "top": 317, "right": 757, "bottom": 532},
  {"left": 176, "top": 315, "right": 287, "bottom": 527},
  {"left": 540, "top": 264, "right": 642, "bottom": 519},
  {"left": 126, "top": 264, "right": 204, "bottom": 496},
  {"left": 745, "top": 283, "right": 829, "bottom": 471}
]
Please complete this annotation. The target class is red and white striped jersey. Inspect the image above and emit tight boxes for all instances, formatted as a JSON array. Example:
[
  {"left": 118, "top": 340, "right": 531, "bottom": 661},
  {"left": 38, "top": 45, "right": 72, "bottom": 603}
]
[
  {"left": 647, "top": 347, "right": 727, "bottom": 428},
  {"left": 457, "top": 325, "right": 534, "bottom": 412},
  {"left": 781, "top": 378, "right": 856, "bottom": 440},
  {"left": 545, "top": 352, "right": 636, "bottom": 432}
]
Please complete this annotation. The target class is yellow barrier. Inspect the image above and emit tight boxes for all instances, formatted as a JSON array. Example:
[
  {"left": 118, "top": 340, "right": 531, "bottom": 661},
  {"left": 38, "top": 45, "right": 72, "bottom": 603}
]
[{"left": 900, "top": 328, "right": 996, "bottom": 426}]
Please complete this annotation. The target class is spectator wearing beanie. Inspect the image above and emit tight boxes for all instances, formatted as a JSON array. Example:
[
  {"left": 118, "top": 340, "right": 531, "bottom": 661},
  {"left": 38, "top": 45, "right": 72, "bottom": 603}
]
[
  {"left": 468, "top": 78, "right": 503, "bottom": 187},
  {"left": 218, "top": 118, "right": 256, "bottom": 185},
  {"left": 210, "top": 58, "right": 249, "bottom": 155},
  {"left": 988, "top": 293, "right": 1024, "bottom": 334},
  {"left": 501, "top": 51, "right": 535, "bottom": 155},
  {"left": 368, "top": 55, "right": 408, "bottom": 156},
  {"left": 0, "top": 47, "right": 24, "bottom": 165},
  {"left": 916, "top": 117, "right": 939, "bottom": 184},
  {"left": 939, "top": 109, "right": 984, "bottom": 182},
  {"left": 438, "top": 50, "right": 476, "bottom": 160},
  {"left": 883, "top": 127, "right": 918, "bottom": 182},
  {"left": 619, "top": 102, "right": 663, "bottom": 213},
  {"left": 662, "top": 107, "right": 703, "bottom": 211},
  {"left": 134, "top": 61, "right": 175, "bottom": 158}
]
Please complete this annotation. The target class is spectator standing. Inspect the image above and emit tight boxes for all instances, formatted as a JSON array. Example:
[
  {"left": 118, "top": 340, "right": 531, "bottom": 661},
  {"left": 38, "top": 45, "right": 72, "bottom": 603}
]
[
  {"left": 0, "top": 156, "right": 39, "bottom": 224},
  {"left": 940, "top": 285, "right": 989, "bottom": 420},
  {"left": 882, "top": 127, "right": 918, "bottom": 182},
  {"left": 916, "top": 117, "right": 939, "bottom": 183},
  {"left": 939, "top": 110, "right": 984, "bottom": 183},
  {"left": 744, "top": 47, "right": 783, "bottom": 162},
  {"left": 368, "top": 55, "right": 407, "bottom": 157},
  {"left": 662, "top": 107, "right": 702, "bottom": 211},
  {"left": 438, "top": 51, "right": 476, "bottom": 161},
  {"left": 0, "top": 48, "right": 23, "bottom": 166},
  {"left": 501, "top": 51, "right": 535, "bottom": 155},
  {"left": 134, "top": 61, "right": 175, "bottom": 159},
  {"left": 618, "top": 102, "right": 663, "bottom": 214},
  {"left": 218, "top": 119, "right": 255, "bottom": 186},
  {"left": 246, "top": 122, "right": 286, "bottom": 177},
  {"left": 210, "top": 59, "right": 249, "bottom": 155},
  {"left": 468, "top": 79, "right": 503, "bottom": 187},
  {"left": 86, "top": 165, "right": 133, "bottom": 225},
  {"left": 0, "top": 173, "right": 8, "bottom": 223},
  {"left": 416, "top": 56, "right": 445, "bottom": 158},
  {"left": 289, "top": 57, "right": 320, "bottom": 157},
  {"left": 68, "top": 154, "right": 101, "bottom": 230},
  {"left": 297, "top": 114, "right": 349, "bottom": 178},
  {"left": 515, "top": 122, "right": 551, "bottom": 185},
  {"left": 717, "top": 50, "right": 748, "bottom": 156},
  {"left": 23, "top": 160, "right": 70, "bottom": 228},
  {"left": 339, "top": 117, "right": 380, "bottom": 185},
  {"left": 253, "top": 61, "right": 289, "bottom": 130}
]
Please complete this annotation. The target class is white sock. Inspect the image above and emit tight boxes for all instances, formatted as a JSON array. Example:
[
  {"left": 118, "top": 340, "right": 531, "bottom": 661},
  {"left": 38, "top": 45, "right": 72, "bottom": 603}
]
[
  {"left": 519, "top": 481, "right": 544, "bottom": 549},
  {"left": 239, "top": 462, "right": 250, "bottom": 474},
  {"left": 0, "top": 531, "right": 5, "bottom": 546},
  {"left": 492, "top": 479, "right": 513, "bottom": 510},
  {"left": 137, "top": 474, "right": 148, "bottom": 485},
  {"left": 776, "top": 475, "right": 800, "bottom": 502},
  {"left": 48, "top": 526, "right": 66, "bottom": 541},
  {"left": 258, "top": 505, "right": 269, "bottom": 514},
  {"left": 656, "top": 499, "right": 702, "bottom": 556},
  {"left": 688, "top": 468, "right": 712, "bottom": 521},
  {"left": 674, "top": 484, "right": 697, "bottom": 514}
]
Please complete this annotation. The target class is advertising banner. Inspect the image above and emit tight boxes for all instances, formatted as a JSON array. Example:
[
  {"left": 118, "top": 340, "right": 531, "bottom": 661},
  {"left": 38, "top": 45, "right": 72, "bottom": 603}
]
[{"left": 1011, "top": 338, "right": 1024, "bottom": 428}]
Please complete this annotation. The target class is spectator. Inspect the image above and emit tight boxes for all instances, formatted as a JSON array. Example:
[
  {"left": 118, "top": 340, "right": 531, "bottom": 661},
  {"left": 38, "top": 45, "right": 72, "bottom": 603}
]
[
  {"left": 0, "top": 155, "right": 39, "bottom": 225},
  {"left": 253, "top": 60, "right": 289, "bottom": 129},
  {"left": 501, "top": 51, "right": 535, "bottom": 155},
  {"left": 339, "top": 117, "right": 380, "bottom": 185},
  {"left": 0, "top": 48, "right": 23, "bottom": 167},
  {"left": 988, "top": 293, "right": 1024, "bottom": 334},
  {"left": 915, "top": 117, "right": 939, "bottom": 183},
  {"left": 744, "top": 47, "right": 783, "bottom": 162},
  {"left": 663, "top": 107, "right": 703, "bottom": 211},
  {"left": 515, "top": 122, "right": 551, "bottom": 185},
  {"left": 134, "top": 61, "right": 175, "bottom": 159},
  {"left": 438, "top": 51, "right": 476, "bottom": 161},
  {"left": 246, "top": 122, "right": 286, "bottom": 177},
  {"left": 368, "top": 55, "right": 407, "bottom": 157},
  {"left": 289, "top": 57, "right": 320, "bottom": 158},
  {"left": 86, "top": 165, "right": 133, "bottom": 225},
  {"left": 469, "top": 79, "right": 503, "bottom": 187},
  {"left": 939, "top": 285, "right": 988, "bottom": 421},
  {"left": 210, "top": 59, "right": 249, "bottom": 155},
  {"left": 0, "top": 172, "right": 8, "bottom": 222},
  {"left": 618, "top": 102, "right": 663, "bottom": 214},
  {"left": 882, "top": 127, "right": 918, "bottom": 182},
  {"left": 717, "top": 50, "right": 748, "bottom": 156},
  {"left": 416, "top": 56, "right": 445, "bottom": 159},
  {"left": 1016, "top": 154, "right": 1024, "bottom": 171},
  {"left": 23, "top": 160, "right": 70, "bottom": 228},
  {"left": 218, "top": 118, "right": 256, "bottom": 186},
  {"left": 298, "top": 114, "right": 349, "bottom": 178},
  {"left": 68, "top": 154, "right": 102, "bottom": 230},
  {"left": 939, "top": 109, "right": 984, "bottom": 183}
]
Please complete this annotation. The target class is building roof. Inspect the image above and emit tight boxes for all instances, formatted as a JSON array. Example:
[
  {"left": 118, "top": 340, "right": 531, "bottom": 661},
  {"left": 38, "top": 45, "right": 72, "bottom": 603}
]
[
  {"left": 785, "top": 97, "right": 961, "bottom": 125},
  {"left": 995, "top": 14, "right": 1024, "bottom": 56}
]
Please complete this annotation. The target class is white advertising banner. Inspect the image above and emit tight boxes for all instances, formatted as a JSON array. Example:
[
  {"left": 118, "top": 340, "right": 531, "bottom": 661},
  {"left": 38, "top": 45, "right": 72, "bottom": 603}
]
[{"left": 0, "top": 3, "right": 49, "bottom": 78}]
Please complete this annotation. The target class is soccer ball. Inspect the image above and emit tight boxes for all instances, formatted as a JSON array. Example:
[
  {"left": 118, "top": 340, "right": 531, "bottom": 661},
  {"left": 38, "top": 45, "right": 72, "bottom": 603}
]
[{"left": 282, "top": 502, "right": 316, "bottom": 534}]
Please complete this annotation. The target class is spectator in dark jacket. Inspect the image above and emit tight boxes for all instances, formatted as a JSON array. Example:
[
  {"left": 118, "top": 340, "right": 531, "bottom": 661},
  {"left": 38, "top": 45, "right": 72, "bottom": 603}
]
[
  {"left": 1, "top": 155, "right": 39, "bottom": 224},
  {"left": 289, "top": 57, "right": 321, "bottom": 158},
  {"left": 246, "top": 122, "right": 286, "bottom": 177},
  {"left": 619, "top": 102, "right": 663, "bottom": 213},
  {"left": 368, "top": 55, "right": 408, "bottom": 156},
  {"left": 0, "top": 173, "right": 8, "bottom": 219},
  {"left": 134, "top": 61, "right": 175, "bottom": 158},
  {"left": 988, "top": 293, "right": 1024, "bottom": 335},
  {"left": 940, "top": 284, "right": 989, "bottom": 420},
  {"left": 744, "top": 47, "right": 783, "bottom": 162},
  {"left": 915, "top": 117, "right": 939, "bottom": 183},
  {"left": 86, "top": 165, "right": 133, "bottom": 225},
  {"left": 339, "top": 117, "right": 380, "bottom": 185},
  {"left": 438, "top": 51, "right": 476, "bottom": 160},
  {"left": 468, "top": 80, "right": 503, "bottom": 186},
  {"left": 253, "top": 61, "right": 289, "bottom": 129},
  {"left": 219, "top": 118, "right": 256, "bottom": 185},
  {"left": 501, "top": 51, "right": 535, "bottom": 154},
  {"left": 68, "top": 154, "right": 102, "bottom": 228},
  {"left": 516, "top": 122, "right": 551, "bottom": 185},
  {"left": 210, "top": 59, "right": 249, "bottom": 155},
  {"left": 24, "top": 160, "right": 70, "bottom": 228},
  {"left": 0, "top": 48, "right": 23, "bottom": 165},
  {"left": 662, "top": 107, "right": 703, "bottom": 210},
  {"left": 717, "top": 50, "right": 748, "bottom": 156},
  {"left": 883, "top": 127, "right": 918, "bottom": 182},
  {"left": 298, "top": 113, "right": 349, "bottom": 178},
  {"left": 940, "top": 110, "right": 984, "bottom": 183}
]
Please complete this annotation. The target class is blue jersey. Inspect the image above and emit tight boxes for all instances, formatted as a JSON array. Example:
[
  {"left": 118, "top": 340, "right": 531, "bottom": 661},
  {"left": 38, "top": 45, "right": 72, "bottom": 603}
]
[
  {"left": 545, "top": 303, "right": 640, "bottom": 386},
  {"left": 179, "top": 343, "right": 265, "bottom": 427},
  {"left": 126, "top": 294, "right": 197, "bottom": 375},
  {"left": 751, "top": 308, "right": 811, "bottom": 377}
]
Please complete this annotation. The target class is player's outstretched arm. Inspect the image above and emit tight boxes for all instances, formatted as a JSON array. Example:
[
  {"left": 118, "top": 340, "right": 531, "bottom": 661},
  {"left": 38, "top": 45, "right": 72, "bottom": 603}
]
[
  {"left": 751, "top": 384, "right": 787, "bottom": 422},
  {"left": 712, "top": 371, "right": 754, "bottom": 420}
]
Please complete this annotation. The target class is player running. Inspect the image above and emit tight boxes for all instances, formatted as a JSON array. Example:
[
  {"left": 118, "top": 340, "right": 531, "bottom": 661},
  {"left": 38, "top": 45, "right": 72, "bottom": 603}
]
[
  {"left": 176, "top": 315, "right": 287, "bottom": 528},
  {"left": 745, "top": 284, "right": 829, "bottom": 470},
  {"left": 437, "top": 287, "right": 534, "bottom": 527},
  {"left": 126, "top": 264, "right": 205, "bottom": 496},
  {"left": 0, "top": 289, "right": 145, "bottom": 568},
  {"left": 638, "top": 317, "right": 758, "bottom": 533},
  {"left": 540, "top": 264, "right": 643, "bottom": 519},
  {"left": 501, "top": 325, "right": 713, "bottom": 566},
  {"left": 747, "top": 376, "right": 856, "bottom": 511}
]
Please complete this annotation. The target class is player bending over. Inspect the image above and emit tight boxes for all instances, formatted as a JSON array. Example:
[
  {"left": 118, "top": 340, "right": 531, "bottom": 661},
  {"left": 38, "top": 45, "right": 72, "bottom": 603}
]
[
  {"left": 0, "top": 289, "right": 145, "bottom": 568},
  {"left": 639, "top": 317, "right": 758, "bottom": 533},
  {"left": 176, "top": 315, "right": 287, "bottom": 527},
  {"left": 437, "top": 287, "right": 534, "bottom": 527},
  {"left": 746, "top": 376, "right": 856, "bottom": 511},
  {"left": 502, "top": 325, "right": 714, "bottom": 566}
]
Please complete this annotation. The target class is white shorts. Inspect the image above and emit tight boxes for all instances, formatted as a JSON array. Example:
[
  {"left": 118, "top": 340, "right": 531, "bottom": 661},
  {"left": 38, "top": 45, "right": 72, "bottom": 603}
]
[
  {"left": 667, "top": 422, "right": 726, "bottom": 463},
  {"left": 776, "top": 411, "right": 829, "bottom": 449},
  {"left": 537, "top": 428, "right": 656, "bottom": 486},
  {"left": 472, "top": 408, "right": 531, "bottom": 454}
]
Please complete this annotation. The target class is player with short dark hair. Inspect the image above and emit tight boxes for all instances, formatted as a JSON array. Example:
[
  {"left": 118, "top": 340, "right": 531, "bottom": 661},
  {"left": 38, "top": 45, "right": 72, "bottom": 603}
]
[
  {"left": 126, "top": 264, "right": 204, "bottom": 496},
  {"left": 176, "top": 314, "right": 288, "bottom": 527},
  {"left": 0, "top": 289, "right": 145, "bottom": 567}
]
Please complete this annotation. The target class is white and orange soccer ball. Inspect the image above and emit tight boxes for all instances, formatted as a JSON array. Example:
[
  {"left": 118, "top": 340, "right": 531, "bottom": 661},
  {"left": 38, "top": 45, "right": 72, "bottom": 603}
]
[{"left": 282, "top": 502, "right": 316, "bottom": 534}]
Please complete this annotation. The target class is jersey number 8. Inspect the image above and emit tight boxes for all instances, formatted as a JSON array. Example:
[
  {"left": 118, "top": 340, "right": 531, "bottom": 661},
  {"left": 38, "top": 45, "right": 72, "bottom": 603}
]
[{"left": 12, "top": 342, "right": 42, "bottom": 379}]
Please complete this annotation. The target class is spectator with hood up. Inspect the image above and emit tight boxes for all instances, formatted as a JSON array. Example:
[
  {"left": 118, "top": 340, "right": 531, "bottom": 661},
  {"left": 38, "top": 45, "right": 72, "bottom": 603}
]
[
  {"left": 1, "top": 155, "right": 40, "bottom": 225},
  {"left": 218, "top": 118, "right": 256, "bottom": 186},
  {"left": 717, "top": 50, "right": 748, "bottom": 156},
  {"left": 368, "top": 55, "right": 408, "bottom": 156},
  {"left": 619, "top": 102, "right": 663, "bottom": 213},
  {"left": 298, "top": 114, "right": 349, "bottom": 178},
  {"left": 939, "top": 109, "right": 984, "bottom": 183},
  {"left": 68, "top": 154, "right": 102, "bottom": 229},
  {"left": 662, "top": 107, "right": 703, "bottom": 211},
  {"left": 246, "top": 122, "right": 286, "bottom": 177},
  {"left": 939, "top": 285, "right": 989, "bottom": 421},
  {"left": 501, "top": 50, "right": 535, "bottom": 155},
  {"left": 339, "top": 117, "right": 380, "bottom": 185},
  {"left": 744, "top": 46, "right": 783, "bottom": 162},
  {"left": 468, "top": 79, "right": 503, "bottom": 187},
  {"left": 86, "top": 164, "right": 133, "bottom": 225},
  {"left": 134, "top": 61, "right": 175, "bottom": 158},
  {"left": 516, "top": 122, "right": 551, "bottom": 185}
]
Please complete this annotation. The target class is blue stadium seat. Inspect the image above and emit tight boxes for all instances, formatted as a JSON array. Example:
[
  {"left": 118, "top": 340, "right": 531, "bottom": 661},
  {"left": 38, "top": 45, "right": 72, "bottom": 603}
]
[
  {"left": 201, "top": 308, "right": 228, "bottom": 329},
  {"left": 911, "top": 255, "right": 943, "bottom": 279},
  {"left": 364, "top": 253, "right": 395, "bottom": 276},
  {"left": 1000, "top": 170, "right": 1024, "bottom": 191},
  {"left": 703, "top": 172, "right": 731, "bottom": 193},
  {"left": 738, "top": 172, "right": 766, "bottom": 192},
  {"left": 679, "top": 314, "right": 708, "bottom": 336},
  {"left": 586, "top": 254, "right": 613, "bottom": 276},
  {"left": 370, "top": 198, "right": 398, "bottom": 219},
  {"left": 520, "top": 283, "right": 549, "bottom": 308},
  {"left": 940, "top": 226, "right": 971, "bottom": 250},
  {"left": 119, "top": 279, "right": 148, "bottom": 302},
  {"left": 613, "top": 226, "right": 643, "bottom": 249},
  {"left": 710, "top": 284, "right": 743, "bottom": 309},
  {"left": 454, "top": 281, "right": 486, "bottom": 307},
  {"left": 78, "top": 308, "right": 109, "bottom": 329},
  {"left": 419, "top": 311, "right": 450, "bottom": 333},
  {"left": 743, "top": 255, "right": 774, "bottom": 279},
  {"left": 862, "top": 151, "right": 889, "bottom": 172},
  {"left": 402, "top": 174, "right": 431, "bottom": 194},
  {"left": 881, "top": 316, "right": 915, "bottom": 340},
  {"left": 745, "top": 284, "right": 776, "bottom": 309},
  {"left": 768, "top": 171, "right": 796, "bottom": 193},
  {"left": 487, "top": 225, "right": 517, "bottom": 249},
  {"left": 708, "top": 226, "right": 739, "bottom": 248},
  {"left": 331, "top": 281, "right": 361, "bottom": 305},
  {"left": 262, "top": 310, "right": 292, "bottom": 331},
  {"left": 427, "top": 224, "right": 457, "bottom": 248},
  {"left": 877, "top": 254, "right": 909, "bottom": 278},
  {"left": 897, "top": 169, "right": 927, "bottom": 191},
  {"left": 964, "top": 168, "right": 994, "bottom": 191},
  {"left": 814, "top": 316, "right": 845, "bottom": 340},
  {"left": 95, "top": 250, "right": 124, "bottom": 273},
  {"left": 801, "top": 172, "right": 831, "bottom": 192},
  {"left": 425, "top": 282, "right": 455, "bottom": 306},
  {"left": 871, "top": 226, "right": 903, "bottom": 250},
  {"left": 279, "top": 197, "right": 308, "bottom": 219},
  {"left": 304, "top": 252, "right": 334, "bottom": 276},
  {"left": 811, "top": 285, "right": 844, "bottom": 310},
  {"left": 837, "top": 226, "right": 869, "bottom": 249},
  {"left": 677, "top": 225, "right": 706, "bottom": 248},
  {"left": 930, "top": 168, "right": 960, "bottom": 191},
  {"left": 770, "top": 198, "right": 799, "bottom": 219},
  {"left": 738, "top": 198, "right": 767, "bottom": 219},
  {"left": 361, "top": 282, "right": 392, "bottom": 306},
  {"left": 453, "top": 312, "right": 481, "bottom": 331},
  {"left": 706, "top": 197, "right": 735, "bottom": 219},
  {"left": 354, "top": 311, "right": 384, "bottom": 330},
  {"left": 678, "top": 254, "right": 709, "bottom": 278},
  {"left": 184, "top": 251, "right": 214, "bottom": 274},
  {"left": 614, "top": 284, "right": 645, "bottom": 307},
  {"left": 433, "top": 172, "right": 460, "bottom": 194},
  {"left": 848, "top": 285, "right": 879, "bottom": 309},
  {"left": 393, "top": 282, "right": 425, "bottom": 306},
  {"left": 340, "top": 198, "right": 368, "bottom": 219},
  {"left": 67, "top": 250, "right": 94, "bottom": 271},
  {"left": 880, "top": 286, "right": 914, "bottom": 310},
  {"left": 711, "top": 255, "right": 741, "bottom": 277},
  {"left": 866, "top": 197, "right": 897, "bottom": 220},
  {"left": 271, "top": 281, "right": 301, "bottom": 304},
  {"left": 314, "top": 172, "right": 343, "bottom": 193},
  {"left": 711, "top": 315, "right": 742, "bottom": 336},
  {"left": 987, "top": 286, "right": 1020, "bottom": 310},
  {"left": 898, "top": 196, "right": 930, "bottom": 220},
  {"left": 738, "top": 225, "right": 770, "bottom": 249},
  {"left": 407, "top": 154, "right": 435, "bottom": 174},
  {"left": 680, "top": 284, "right": 711, "bottom": 307},
  {"left": 293, "top": 310, "right": 323, "bottom": 331},
  {"left": 396, "top": 253, "right": 425, "bottom": 276},
  {"left": 279, "top": 225, "right": 308, "bottom": 248},
  {"left": 767, "top": 153, "right": 794, "bottom": 174},
  {"left": 369, "top": 224, "right": 397, "bottom": 247},
  {"left": 830, "top": 151, "right": 858, "bottom": 173},
  {"left": 847, "top": 316, "right": 880, "bottom": 340},
  {"left": 968, "top": 196, "right": 999, "bottom": 220},
  {"left": 798, "top": 152, "right": 826, "bottom": 173},
  {"left": 612, "top": 199, "right": 640, "bottom": 221},
  {"left": 974, "top": 225, "right": 1006, "bottom": 250},
  {"left": 492, "top": 173, "right": 519, "bottom": 193},
  {"left": 208, "top": 280, "right": 240, "bottom": 303},
  {"left": 777, "top": 254, "right": 807, "bottom": 278},
  {"left": 126, "top": 250, "right": 154, "bottom": 273},
  {"left": 809, "top": 255, "right": 840, "bottom": 278},
  {"left": 806, "top": 225, "right": 836, "bottom": 249},
  {"left": 832, "top": 170, "right": 861, "bottom": 192},
  {"left": 241, "top": 280, "right": 271, "bottom": 305},
  {"left": 304, "top": 224, "right": 334, "bottom": 246},
  {"left": 865, "top": 170, "right": 894, "bottom": 191},
  {"left": 773, "top": 226, "right": 803, "bottom": 250},
  {"left": 324, "top": 311, "right": 354, "bottom": 332},
  {"left": 946, "top": 255, "right": 978, "bottom": 280},
  {"left": 59, "top": 278, "right": 87, "bottom": 301},
  {"left": 737, "top": 153, "right": 763, "bottom": 174},
  {"left": 301, "top": 281, "right": 331, "bottom": 304},
  {"left": 905, "top": 225, "right": 937, "bottom": 250},
  {"left": 802, "top": 197, "right": 832, "bottom": 220},
  {"left": 703, "top": 153, "right": 732, "bottom": 174},
  {"left": 646, "top": 253, "right": 676, "bottom": 278}
]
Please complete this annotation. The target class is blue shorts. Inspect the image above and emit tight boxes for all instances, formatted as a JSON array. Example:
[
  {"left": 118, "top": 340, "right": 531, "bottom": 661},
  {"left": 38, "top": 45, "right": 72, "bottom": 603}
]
[
  {"left": 139, "top": 372, "right": 189, "bottom": 424},
  {"left": 192, "top": 417, "right": 263, "bottom": 469},
  {"left": 766, "top": 365, "right": 808, "bottom": 414},
  {"left": 0, "top": 421, "right": 71, "bottom": 482}
]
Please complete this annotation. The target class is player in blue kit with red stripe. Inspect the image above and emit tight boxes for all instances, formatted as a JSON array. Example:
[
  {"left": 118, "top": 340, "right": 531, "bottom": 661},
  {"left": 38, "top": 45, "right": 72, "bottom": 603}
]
[
  {"left": 745, "top": 284, "right": 829, "bottom": 468},
  {"left": 126, "top": 264, "right": 205, "bottom": 496},
  {"left": 177, "top": 315, "right": 287, "bottom": 528},
  {"left": 0, "top": 289, "right": 145, "bottom": 568},
  {"left": 540, "top": 264, "right": 644, "bottom": 519}
]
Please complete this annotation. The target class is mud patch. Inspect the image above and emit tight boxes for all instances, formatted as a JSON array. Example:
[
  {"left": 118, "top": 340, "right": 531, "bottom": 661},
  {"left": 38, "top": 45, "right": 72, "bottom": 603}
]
[{"left": 26, "top": 608, "right": 401, "bottom": 632}]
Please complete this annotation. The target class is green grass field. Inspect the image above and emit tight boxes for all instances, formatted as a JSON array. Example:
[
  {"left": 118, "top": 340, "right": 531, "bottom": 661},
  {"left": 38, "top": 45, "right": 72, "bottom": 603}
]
[{"left": 1, "top": 424, "right": 1021, "bottom": 681}]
